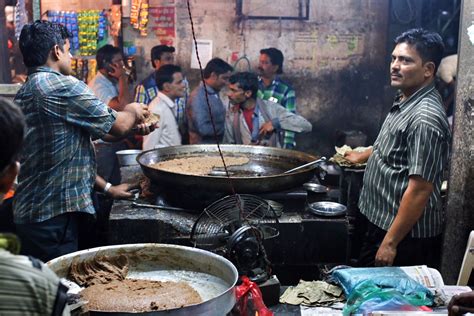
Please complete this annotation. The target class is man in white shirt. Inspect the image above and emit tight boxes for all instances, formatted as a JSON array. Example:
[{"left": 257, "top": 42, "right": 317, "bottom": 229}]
[
  {"left": 143, "top": 65, "right": 186, "bottom": 149},
  {"left": 88, "top": 45, "right": 132, "bottom": 185}
]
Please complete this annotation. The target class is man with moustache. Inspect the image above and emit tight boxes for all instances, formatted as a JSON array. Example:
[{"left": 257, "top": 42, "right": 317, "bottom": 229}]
[
  {"left": 257, "top": 48, "right": 297, "bottom": 149},
  {"left": 187, "top": 58, "right": 233, "bottom": 144},
  {"left": 135, "top": 45, "right": 189, "bottom": 143},
  {"left": 345, "top": 29, "right": 451, "bottom": 267},
  {"left": 224, "top": 72, "right": 311, "bottom": 147},
  {"left": 143, "top": 65, "right": 187, "bottom": 149}
]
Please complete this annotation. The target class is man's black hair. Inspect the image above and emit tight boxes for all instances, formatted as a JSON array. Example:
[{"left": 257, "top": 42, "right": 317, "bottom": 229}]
[
  {"left": 151, "top": 45, "right": 175, "bottom": 68},
  {"left": 229, "top": 72, "right": 259, "bottom": 99},
  {"left": 395, "top": 28, "right": 445, "bottom": 73},
  {"left": 203, "top": 58, "right": 233, "bottom": 79},
  {"left": 0, "top": 97, "right": 25, "bottom": 172},
  {"left": 260, "top": 47, "right": 284, "bottom": 74},
  {"left": 19, "top": 20, "right": 71, "bottom": 68},
  {"left": 96, "top": 44, "right": 122, "bottom": 70},
  {"left": 155, "top": 64, "right": 182, "bottom": 90}
]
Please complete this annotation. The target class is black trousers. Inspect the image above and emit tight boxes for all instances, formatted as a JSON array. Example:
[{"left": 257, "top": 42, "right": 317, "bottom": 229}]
[
  {"left": 15, "top": 212, "right": 94, "bottom": 263},
  {"left": 357, "top": 215, "right": 442, "bottom": 269}
]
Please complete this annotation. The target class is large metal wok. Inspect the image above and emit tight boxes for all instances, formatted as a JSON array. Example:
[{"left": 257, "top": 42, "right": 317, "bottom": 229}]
[
  {"left": 137, "top": 144, "right": 319, "bottom": 193},
  {"left": 47, "top": 243, "right": 238, "bottom": 316}
]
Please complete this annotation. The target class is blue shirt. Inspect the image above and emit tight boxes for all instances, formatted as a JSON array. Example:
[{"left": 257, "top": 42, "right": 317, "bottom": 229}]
[
  {"left": 13, "top": 66, "right": 117, "bottom": 224},
  {"left": 187, "top": 83, "right": 226, "bottom": 144}
]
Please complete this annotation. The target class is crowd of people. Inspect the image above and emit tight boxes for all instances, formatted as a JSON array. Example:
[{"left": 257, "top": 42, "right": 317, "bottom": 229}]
[{"left": 0, "top": 19, "right": 470, "bottom": 315}]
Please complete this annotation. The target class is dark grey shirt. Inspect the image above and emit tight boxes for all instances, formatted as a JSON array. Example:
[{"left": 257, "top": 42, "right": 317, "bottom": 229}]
[{"left": 359, "top": 83, "right": 451, "bottom": 238}]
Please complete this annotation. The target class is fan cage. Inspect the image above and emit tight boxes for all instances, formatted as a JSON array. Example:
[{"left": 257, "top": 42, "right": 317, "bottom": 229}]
[{"left": 190, "top": 194, "right": 277, "bottom": 248}]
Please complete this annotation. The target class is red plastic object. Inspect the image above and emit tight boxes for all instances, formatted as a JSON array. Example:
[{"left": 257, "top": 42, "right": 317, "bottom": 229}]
[{"left": 235, "top": 276, "right": 274, "bottom": 316}]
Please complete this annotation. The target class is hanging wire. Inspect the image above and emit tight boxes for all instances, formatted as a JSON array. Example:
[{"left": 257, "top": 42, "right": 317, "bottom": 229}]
[
  {"left": 186, "top": 0, "right": 239, "bottom": 198},
  {"left": 392, "top": 0, "right": 416, "bottom": 25}
]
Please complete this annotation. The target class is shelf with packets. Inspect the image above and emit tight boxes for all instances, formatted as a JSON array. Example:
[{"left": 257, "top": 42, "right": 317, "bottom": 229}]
[
  {"left": 47, "top": 10, "right": 107, "bottom": 57},
  {"left": 47, "top": 10, "right": 107, "bottom": 83},
  {"left": 71, "top": 57, "right": 97, "bottom": 84}
]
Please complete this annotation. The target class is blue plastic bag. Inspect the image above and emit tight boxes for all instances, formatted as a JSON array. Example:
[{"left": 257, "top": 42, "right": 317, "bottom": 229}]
[{"left": 331, "top": 267, "right": 434, "bottom": 315}]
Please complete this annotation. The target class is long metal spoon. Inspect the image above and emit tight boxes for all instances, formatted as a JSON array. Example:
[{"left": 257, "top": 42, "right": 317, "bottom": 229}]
[
  {"left": 132, "top": 202, "right": 195, "bottom": 213},
  {"left": 283, "top": 157, "right": 326, "bottom": 174}
]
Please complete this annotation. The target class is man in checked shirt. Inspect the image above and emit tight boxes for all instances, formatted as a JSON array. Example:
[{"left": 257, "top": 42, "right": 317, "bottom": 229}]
[
  {"left": 345, "top": 29, "right": 451, "bottom": 268},
  {"left": 257, "top": 47, "right": 297, "bottom": 149},
  {"left": 13, "top": 21, "right": 152, "bottom": 262}
]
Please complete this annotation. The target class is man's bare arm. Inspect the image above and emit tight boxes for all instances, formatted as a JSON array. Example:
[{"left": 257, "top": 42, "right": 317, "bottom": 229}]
[
  {"left": 344, "top": 147, "right": 373, "bottom": 164},
  {"left": 375, "top": 175, "right": 433, "bottom": 266}
]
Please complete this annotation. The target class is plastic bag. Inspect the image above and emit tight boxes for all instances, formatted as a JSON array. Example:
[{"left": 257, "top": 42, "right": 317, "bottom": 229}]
[
  {"left": 331, "top": 267, "right": 433, "bottom": 304},
  {"left": 343, "top": 280, "right": 432, "bottom": 315},
  {"left": 234, "top": 276, "right": 273, "bottom": 316},
  {"left": 331, "top": 267, "right": 434, "bottom": 315}
]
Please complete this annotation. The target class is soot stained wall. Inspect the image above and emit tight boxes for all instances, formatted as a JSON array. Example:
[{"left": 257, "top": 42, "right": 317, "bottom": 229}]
[{"left": 126, "top": 0, "right": 392, "bottom": 156}]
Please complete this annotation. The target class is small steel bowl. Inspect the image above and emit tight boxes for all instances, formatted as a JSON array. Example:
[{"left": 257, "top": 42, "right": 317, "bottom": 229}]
[
  {"left": 303, "top": 182, "right": 328, "bottom": 193},
  {"left": 307, "top": 201, "right": 347, "bottom": 217},
  {"left": 116, "top": 149, "right": 142, "bottom": 166}
]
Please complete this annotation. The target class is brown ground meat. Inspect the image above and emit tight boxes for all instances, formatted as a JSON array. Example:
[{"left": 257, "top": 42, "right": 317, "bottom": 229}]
[
  {"left": 68, "top": 254, "right": 202, "bottom": 312},
  {"left": 150, "top": 155, "right": 250, "bottom": 176},
  {"left": 80, "top": 279, "right": 202, "bottom": 312},
  {"left": 68, "top": 255, "right": 128, "bottom": 287}
]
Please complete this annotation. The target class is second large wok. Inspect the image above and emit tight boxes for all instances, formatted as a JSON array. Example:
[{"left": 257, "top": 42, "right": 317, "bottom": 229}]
[{"left": 137, "top": 145, "right": 319, "bottom": 193}]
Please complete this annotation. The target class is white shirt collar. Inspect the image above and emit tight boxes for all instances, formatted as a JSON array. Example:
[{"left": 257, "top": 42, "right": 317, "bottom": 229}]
[{"left": 157, "top": 91, "right": 176, "bottom": 109}]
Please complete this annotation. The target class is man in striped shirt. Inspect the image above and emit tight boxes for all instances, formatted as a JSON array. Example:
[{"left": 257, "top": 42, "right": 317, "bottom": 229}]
[
  {"left": 257, "top": 48, "right": 297, "bottom": 149},
  {"left": 0, "top": 98, "right": 69, "bottom": 315},
  {"left": 345, "top": 29, "right": 451, "bottom": 267}
]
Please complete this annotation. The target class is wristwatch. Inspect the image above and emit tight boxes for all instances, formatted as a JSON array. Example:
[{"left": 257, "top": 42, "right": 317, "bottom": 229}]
[
  {"left": 103, "top": 182, "right": 112, "bottom": 194},
  {"left": 122, "top": 66, "right": 132, "bottom": 76}
]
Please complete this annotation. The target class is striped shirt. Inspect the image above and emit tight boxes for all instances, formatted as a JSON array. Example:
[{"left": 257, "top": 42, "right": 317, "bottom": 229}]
[
  {"left": 13, "top": 66, "right": 117, "bottom": 224},
  {"left": 0, "top": 249, "right": 70, "bottom": 315},
  {"left": 257, "top": 77, "right": 296, "bottom": 149},
  {"left": 358, "top": 83, "right": 451, "bottom": 238},
  {"left": 134, "top": 71, "right": 188, "bottom": 129}
]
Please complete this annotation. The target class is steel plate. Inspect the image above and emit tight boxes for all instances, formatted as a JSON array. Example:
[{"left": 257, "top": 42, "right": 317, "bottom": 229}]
[
  {"left": 303, "top": 182, "right": 328, "bottom": 193},
  {"left": 307, "top": 201, "right": 347, "bottom": 217}
]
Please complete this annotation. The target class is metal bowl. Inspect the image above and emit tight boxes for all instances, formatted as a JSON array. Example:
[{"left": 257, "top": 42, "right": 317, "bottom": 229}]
[
  {"left": 47, "top": 243, "right": 238, "bottom": 315},
  {"left": 116, "top": 149, "right": 142, "bottom": 166},
  {"left": 307, "top": 201, "right": 347, "bottom": 217},
  {"left": 303, "top": 182, "right": 328, "bottom": 193}
]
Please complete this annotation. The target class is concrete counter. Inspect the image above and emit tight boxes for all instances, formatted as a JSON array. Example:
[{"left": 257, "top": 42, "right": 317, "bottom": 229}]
[{"left": 108, "top": 166, "right": 349, "bottom": 283}]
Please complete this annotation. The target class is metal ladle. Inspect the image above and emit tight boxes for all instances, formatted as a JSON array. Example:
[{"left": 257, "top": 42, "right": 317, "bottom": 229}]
[
  {"left": 282, "top": 157, "right": 326, "bottom": 174},
  {"left": 132, "top": 201, "right": 195, "bottom": 213}
]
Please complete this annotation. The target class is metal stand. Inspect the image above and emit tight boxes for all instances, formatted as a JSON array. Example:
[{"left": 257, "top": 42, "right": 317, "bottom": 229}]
[{"left": 339, "top": 167, "right": 365, "bottom": 264}]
